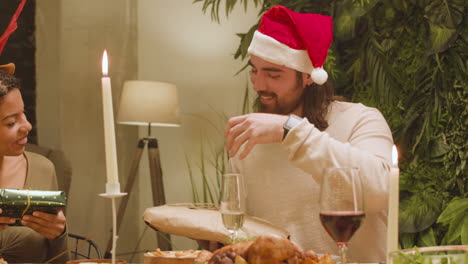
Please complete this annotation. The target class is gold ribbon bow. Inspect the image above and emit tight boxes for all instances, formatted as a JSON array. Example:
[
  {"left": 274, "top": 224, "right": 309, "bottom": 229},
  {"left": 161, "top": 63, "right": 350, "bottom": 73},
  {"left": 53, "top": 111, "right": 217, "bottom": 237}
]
[{"left": 18, "top": 189, "right": 31, "bottom": 220}]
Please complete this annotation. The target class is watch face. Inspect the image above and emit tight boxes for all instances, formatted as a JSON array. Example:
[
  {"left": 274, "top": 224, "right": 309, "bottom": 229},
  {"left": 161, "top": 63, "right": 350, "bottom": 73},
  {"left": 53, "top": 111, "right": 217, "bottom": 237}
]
[
  {"left": 283, "top": 115, "right": 301, "bottom": 140},
  {"left": 285, "top": 114, "right": 302, "bottom": 130},
  {"left": 286, "top": 119, "right": 294, "bottom": 130}
]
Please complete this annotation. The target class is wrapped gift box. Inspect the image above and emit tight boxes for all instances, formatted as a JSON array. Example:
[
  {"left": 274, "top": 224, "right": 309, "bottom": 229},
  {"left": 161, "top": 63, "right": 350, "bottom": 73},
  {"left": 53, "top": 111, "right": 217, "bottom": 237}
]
[
  {"left": 0, "top": 188, "right": 67, "bottom": 224},
  {"left": 143, "top": 204, "right": 290, "bottom": 244}
]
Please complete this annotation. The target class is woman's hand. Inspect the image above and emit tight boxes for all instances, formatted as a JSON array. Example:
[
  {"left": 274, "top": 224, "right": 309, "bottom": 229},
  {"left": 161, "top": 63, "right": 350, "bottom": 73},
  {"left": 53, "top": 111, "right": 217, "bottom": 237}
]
[
  {"left": 21, "top": 210, "right": 66, "bottom": 239},
  {"left": 0, "top": 208, "right": 15, "bottom": 231}
]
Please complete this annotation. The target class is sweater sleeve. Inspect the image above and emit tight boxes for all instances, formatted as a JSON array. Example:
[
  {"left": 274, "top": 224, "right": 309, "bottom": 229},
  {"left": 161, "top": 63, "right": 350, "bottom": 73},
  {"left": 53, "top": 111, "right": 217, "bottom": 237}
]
[
  {"left": 46, "top": 228, "right": 70, "bottom": 262},
  {"left": 282, "top": 106, "right": 393, "bottom": 212}
]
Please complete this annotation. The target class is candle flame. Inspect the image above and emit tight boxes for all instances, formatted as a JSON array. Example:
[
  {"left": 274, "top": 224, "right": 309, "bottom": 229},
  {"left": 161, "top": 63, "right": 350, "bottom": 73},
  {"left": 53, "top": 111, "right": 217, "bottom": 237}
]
[
  {"left": 102, "top": 50, "right": 108, "bottom": 76},
  {"left": 392, "top": 145, "right": 398, "bottom": 167}
]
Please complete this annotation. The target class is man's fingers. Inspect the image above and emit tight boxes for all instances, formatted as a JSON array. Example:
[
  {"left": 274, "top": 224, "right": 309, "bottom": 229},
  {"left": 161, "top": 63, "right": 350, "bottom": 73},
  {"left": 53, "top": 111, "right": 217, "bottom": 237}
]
[
  {"left": 229, "top": 130, "right": 251, "bottom": 158},
  {"left": 226, "top": 113, "right": 286, "bottom": 159},
  {"left": 225, "top": 115, "right": 247, "bottom": 137},
  {"left": 226, "top": 118, "right": 252, "bottom": 151},
  {"left": 239, "top": 139, "right": 256, "bottom": 160},
  {"left": 226, "top": 121, "right": 250, "bottom": 152}
]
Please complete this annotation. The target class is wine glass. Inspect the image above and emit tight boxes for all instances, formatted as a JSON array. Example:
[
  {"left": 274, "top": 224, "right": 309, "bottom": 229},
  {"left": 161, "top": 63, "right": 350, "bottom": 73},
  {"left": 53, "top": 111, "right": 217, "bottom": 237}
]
[
  {"left": 220, "top": 173, "right": 246, "bottom": 242},
  {"left": 319, "top": 167, "right": 365, "bottom": 264}
]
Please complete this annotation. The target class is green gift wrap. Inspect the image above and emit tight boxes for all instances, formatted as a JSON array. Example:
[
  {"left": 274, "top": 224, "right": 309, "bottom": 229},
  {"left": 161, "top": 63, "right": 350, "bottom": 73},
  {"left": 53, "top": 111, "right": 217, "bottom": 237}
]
[{"left": 0, "top": 188, "right": 67, "bottom": 224}]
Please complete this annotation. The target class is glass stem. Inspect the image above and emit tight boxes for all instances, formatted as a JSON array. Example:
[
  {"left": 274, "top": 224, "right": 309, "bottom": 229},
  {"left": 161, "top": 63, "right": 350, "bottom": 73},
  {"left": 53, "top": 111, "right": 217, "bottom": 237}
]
[
  {"left": 338, "top": 242, "right": 347, "bottom": 264},
  {"left": 228, "top": 229, "right": 238, "bottom": 242}
]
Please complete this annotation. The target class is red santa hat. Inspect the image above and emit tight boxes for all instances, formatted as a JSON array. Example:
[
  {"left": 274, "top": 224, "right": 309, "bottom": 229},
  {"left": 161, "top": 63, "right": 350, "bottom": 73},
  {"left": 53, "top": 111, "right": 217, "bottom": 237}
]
[{"left": 248, "top": 5, "right": 333, "bottom": 85}]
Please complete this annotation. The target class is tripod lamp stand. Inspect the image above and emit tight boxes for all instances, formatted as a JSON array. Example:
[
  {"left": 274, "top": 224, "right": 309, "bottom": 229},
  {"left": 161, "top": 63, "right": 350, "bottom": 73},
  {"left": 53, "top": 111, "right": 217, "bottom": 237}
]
[{"left": 104, "top": 80, "right": 181, "bottom": 257}]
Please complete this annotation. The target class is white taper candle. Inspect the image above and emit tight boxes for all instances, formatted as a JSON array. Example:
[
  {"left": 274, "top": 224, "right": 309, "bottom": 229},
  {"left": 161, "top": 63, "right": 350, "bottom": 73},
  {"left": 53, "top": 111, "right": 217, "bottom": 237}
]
[
  {"left": 101, "top": 50, "right": 119, "bottom": 186},
  {"left": 387, "top": 145, "right": 399, "bottom": 259}
]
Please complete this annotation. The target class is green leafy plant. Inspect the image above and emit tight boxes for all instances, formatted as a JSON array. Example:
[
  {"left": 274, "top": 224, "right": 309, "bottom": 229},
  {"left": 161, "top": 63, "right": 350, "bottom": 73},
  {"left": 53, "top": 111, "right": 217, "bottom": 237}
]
[
  {"left": 185, "top": 81, "right": 256, "bottom": 205},
  {"left": 186, "top": 136, "right": 227, "bottom": 205},
  {"left": 392, "top": 248, "right": 427, "bottom": 264},
  {"left": 436, "top": 198, "right": 468, "bottom": 245},
  {"left": 193, "top": 0, "right": 467, "bottom": 248}
]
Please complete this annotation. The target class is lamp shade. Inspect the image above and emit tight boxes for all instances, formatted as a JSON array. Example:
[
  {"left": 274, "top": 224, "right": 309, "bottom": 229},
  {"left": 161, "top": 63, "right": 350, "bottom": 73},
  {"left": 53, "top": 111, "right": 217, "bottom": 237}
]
[{"left": 117, "top": 80, "right": 181, "bottom": 127}]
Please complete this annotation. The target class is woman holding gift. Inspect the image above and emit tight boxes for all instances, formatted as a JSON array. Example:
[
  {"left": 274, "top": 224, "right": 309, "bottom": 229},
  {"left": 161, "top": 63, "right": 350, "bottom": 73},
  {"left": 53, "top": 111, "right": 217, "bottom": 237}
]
[
  {"left": 0, "top": 67, "right": 69, "bottom": 262},
  {"left": 0, "top": 1, "right": 68, "bottom": 261}
]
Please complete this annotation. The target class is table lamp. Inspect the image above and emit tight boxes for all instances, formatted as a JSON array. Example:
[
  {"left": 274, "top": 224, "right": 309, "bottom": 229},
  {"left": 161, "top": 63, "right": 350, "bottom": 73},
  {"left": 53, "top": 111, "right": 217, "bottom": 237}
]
[{"left": 104, "top": 80, "right": 181, "bottom": 257}]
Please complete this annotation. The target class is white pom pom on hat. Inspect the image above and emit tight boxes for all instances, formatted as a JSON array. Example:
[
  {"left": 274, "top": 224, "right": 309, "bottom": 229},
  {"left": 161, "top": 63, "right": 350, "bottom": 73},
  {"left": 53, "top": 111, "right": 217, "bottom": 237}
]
[
  {"left": 247, "top": 6, "right": 333, "bottom": 85},
  {"left": 311, "top": 68, "right": 328, "bottom": 85}
]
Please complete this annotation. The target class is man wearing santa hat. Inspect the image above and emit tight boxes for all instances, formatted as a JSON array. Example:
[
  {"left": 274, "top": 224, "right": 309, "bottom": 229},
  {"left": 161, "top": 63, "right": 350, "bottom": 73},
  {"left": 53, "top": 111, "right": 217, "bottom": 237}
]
[{"left": 225, "top": 5, "right": 393, "bottom": 263}]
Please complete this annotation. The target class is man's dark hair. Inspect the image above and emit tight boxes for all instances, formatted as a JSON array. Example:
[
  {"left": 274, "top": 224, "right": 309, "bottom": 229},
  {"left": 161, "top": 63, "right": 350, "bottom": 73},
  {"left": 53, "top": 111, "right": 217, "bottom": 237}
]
[
  {"left": 297, "top": 71, "right": 334, "bottom": 131},
  {"left": 0, "top": 70, "right": 21, "bottom": 98},
  {"left": 252, "top": 70, "right": 335, "bottom": 131}
]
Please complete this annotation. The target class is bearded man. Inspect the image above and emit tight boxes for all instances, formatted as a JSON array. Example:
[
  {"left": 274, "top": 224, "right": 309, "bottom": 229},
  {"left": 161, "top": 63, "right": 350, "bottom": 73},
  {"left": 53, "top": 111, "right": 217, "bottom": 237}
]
[{"left": 225, "top": 5, "right": 393, "bottom": 263}]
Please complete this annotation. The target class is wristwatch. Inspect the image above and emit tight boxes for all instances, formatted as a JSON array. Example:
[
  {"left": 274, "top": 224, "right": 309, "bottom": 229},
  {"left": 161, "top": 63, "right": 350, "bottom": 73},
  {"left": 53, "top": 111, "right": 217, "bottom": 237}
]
[{"left": 283, "top": 114, "right": 303, "bottom": 140}]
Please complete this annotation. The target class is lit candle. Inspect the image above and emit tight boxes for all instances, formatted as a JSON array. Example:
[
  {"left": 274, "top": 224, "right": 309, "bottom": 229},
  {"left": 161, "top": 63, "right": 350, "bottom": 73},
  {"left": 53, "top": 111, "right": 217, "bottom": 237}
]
[
  {"left": 101, "top": 50, "right": 119, "bottom": 186},
  {"left": 387, "top": 145, "right": 399, "bottom": 258}
]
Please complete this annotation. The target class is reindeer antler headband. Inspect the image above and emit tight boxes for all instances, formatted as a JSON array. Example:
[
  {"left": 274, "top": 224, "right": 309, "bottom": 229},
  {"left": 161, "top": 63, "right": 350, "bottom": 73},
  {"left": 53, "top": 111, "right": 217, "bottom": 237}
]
[{"left": 0, "top": 0, "right": 27, "bottom": 75}]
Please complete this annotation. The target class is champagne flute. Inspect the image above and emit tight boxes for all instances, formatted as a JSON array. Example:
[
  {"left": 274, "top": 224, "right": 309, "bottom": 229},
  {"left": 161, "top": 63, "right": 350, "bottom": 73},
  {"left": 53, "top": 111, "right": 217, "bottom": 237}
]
[
  {"left": 220, "top": 173, "right": 246, "bottom": 242},
  {"left": 319, "top": 167, "right": 365, "bottom": 264}
]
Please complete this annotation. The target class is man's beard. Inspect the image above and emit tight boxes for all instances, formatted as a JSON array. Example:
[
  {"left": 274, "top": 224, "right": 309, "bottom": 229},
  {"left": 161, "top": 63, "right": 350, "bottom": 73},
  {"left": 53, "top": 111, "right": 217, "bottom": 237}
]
[
  {"left": 257, "top": 92, "right": 302, "bottom": 115},
  {"left": 257, "top": 74, "right": 304, "bottom": 115}
]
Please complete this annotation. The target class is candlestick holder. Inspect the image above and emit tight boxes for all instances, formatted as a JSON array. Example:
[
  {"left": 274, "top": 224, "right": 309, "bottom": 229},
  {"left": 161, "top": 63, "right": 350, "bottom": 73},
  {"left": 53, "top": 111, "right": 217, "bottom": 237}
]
[
  {"left": 105, "top": 80, "right": 180, "bottom": 256},
  {"left": 100, "top": 183, "right": 127, "bottom": 264}
]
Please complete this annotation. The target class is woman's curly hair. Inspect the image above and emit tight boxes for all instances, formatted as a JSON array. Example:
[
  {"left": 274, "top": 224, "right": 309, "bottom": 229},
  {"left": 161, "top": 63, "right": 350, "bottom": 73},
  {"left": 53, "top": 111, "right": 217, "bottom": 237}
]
[{"left": 0, "top": 70, "right": 21, "bottom": 99}]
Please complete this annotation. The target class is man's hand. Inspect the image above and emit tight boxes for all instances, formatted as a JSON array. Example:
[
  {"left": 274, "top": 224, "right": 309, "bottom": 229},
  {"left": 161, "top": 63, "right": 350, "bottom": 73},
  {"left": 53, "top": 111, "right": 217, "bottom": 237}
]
[
  {"left": 225, "top": 113, "right": 288, "bottom": 159},
  {"left": 21, "top": 210, "right": 66, "bottom": 239},
  {"left": 0, "top": 208, "right": 15, "bottom": 231}
]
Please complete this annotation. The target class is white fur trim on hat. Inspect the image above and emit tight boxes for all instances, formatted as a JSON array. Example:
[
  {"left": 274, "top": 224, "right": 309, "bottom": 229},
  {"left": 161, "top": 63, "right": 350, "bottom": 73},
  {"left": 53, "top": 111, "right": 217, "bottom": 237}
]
[
  {"left": 248, "top": 31, "right": 328, "bottom": 84},
  {"left": 248, "top": 31, "right": 314, "bottom": 74}
]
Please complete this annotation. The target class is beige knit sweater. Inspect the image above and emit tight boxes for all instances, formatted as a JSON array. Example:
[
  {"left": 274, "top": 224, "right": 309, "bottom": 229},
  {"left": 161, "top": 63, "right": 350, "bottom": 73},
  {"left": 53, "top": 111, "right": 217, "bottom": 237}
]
[{"left": 232, "top": 101, "right": 393, "bottom": 263}]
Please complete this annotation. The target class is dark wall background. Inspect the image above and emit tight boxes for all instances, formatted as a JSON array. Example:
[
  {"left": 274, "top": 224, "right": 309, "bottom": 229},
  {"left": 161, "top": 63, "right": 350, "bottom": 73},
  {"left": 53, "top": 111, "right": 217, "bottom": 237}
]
[{"left": 0, "top": 0, "right": 37, "bottom": 144}]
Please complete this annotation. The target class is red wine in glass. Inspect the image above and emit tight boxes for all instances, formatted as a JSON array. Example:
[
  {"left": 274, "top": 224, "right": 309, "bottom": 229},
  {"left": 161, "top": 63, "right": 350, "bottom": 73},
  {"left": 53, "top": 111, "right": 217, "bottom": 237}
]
[
  {"left": 319, "top": 167, "right": 364, "bottom": 264},
  {"left": 320, "top": 211, "right": 365, "bottom": 243}
]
